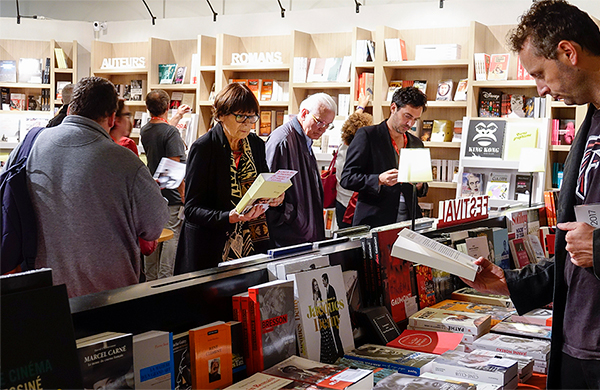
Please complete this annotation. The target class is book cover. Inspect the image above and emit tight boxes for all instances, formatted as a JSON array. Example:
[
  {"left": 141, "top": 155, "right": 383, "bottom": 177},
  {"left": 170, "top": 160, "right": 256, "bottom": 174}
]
[
  {"left": 491, "top": 321, "right": 552, "bottom": 340},
  {"left": 431, "top": 349, "right": 518, "bottom": 385},
  {"left": 464, "top": 119, "right": 506, "bottom": 158},
  {"left": 479, "top": 90, "right": 501, "bottom": 117},
  {"left": 260, "top": 79, "right": 273, "bottom": 101},
  {"left": 247, "top": 279, "right": 296, "bottom": 371},
  {"left": 469, "top": 349, "right": 534, "bottom": 380},
  {"left": 130, "top": 79, "right": 144, "bottom": 101},
  {"left": 170, "top": 91, "right": 183, "bottom": 110},
  {"left": 509, "top": 307, "right": 553, "bottom": 327},
  {"left": 174, "top": 66, "right": 187, "bottom": 84},
  {"left": 54, "top": 48, "right": 68, "bottom": 68},
  {"left": 158, "top": 63, "right": 177, "bottom": 84},
  {"left": 224, "top": 372, "right": 321, "bottom": 390},
  {"left": 225, "top": 321, "right": 247, "bottom": 383},
  {"left": 487, "top": 54, "right": 510, "bottom": 81},
  {"left": 454, "top": 78, "right": 468, "bottom": 101},
  {"left": 414, "top": 264, "right": 436, "bottom": 309},
  {"left": 274, "top": 254, "right": 330, "bottom": 281},
  {"left": 287, "top": 265, "right": 355, "bottom": 364},
  {"left": 355, "top": 306, "right": 402, "bottom": 345},
  {"left": 420, "top": 120, "right": 433, "bottom": 142},
  {"left": 386, "top": 329, "right": 463, "bottom": 355},
  {"left": 236, "top": 170, "right": 296, "bottom": 214},
  {"left": 509, "top": 238, "right": 531, "bottom": 268},
  {"left": 189, "top": 321, "right": 233, "bottom": 389},
  {"left": 431, "top": 119, "right": 453, "bottom": 142},
  {"left": 172, "top": 331, "right": 192, "bottom": 390},
  {"left": 435, "top": 79, "right": 453, "bottom": 101},
  {"left": 474, "top": 53, "right": 490, "bottom": 81},
  {"left": 465, "top": 235, "right": 490, "bottom": 260},
  {"left": 76, "top": 332, "right": 134, "bottom": 389},
  {"left": 18, "top": 58, "right": 43, "bottom": 83},
  {"left": 239, "top": 293, "right": 255, "bottom": 374},
  {"left": 153, "top": 157, "right": 186, "bottom": 190},
  {"left": 1, "top": 284, "right": 83, "bottom": 390},
  {"left": 335, "top": 357, "right": 397, "bottom": 385},
  {"left": 408, "top": 308, "right": 491, "bottom": 336},
  {"left": 514, "top": 174, "right": 532, "bottom": 202},
  {"left": 472, "top": 333, "right": 551, "bottom": 361},
  {"left": 451, "top": 287, "right": 514, "bottom": 309},
  {"left": 574, "top": 203, "right": 600, "bottom": 228},
  {"left": 431, "top": 300, "right": 515, "bottom": 326},
  {"left": 504, "top": 123, "right": 538, "bottom": 161},
  {"left": 507, "top": 210, "right": 528, "bottom": 239},
  {"left": 0, "top": 60, "right": 17, "bottom": 83},
  {"left": 485, "top": 172, "right": 511, "bottom": 200},
  {"left": 293, "top": 57, "right": 309, "bottom": 83},
  {"left": 376, "top": 372, "right": 480, "bottom": 390},
  {"left": 343, "top": 344, "right": 437, "bottom": 376},
  {"left": 413, "top": 80, "right": 427, "bottom": 95},
  {"left": 133, "top": 330, "right": 174, "bottom": 389},
  {"left": 260, "top": 110, "right": 272, "bottom": 136}
]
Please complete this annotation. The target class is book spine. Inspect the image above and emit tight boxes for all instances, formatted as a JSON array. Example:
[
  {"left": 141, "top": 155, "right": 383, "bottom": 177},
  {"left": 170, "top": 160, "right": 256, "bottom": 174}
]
[
  {"left": 240, "top": 296, "right": 254, "bottom": 374},
  {"left": 247, "top": 288, "right": 264, "bottom": 372},
  {"left": 371, "top": 234, "right": 384, "bottom": 307},
  {"left": 399, "top": 229, "right": 477, "bottom": 269},
  {"left": 188, "top": 331, "right": 199, "bottom": 388}
]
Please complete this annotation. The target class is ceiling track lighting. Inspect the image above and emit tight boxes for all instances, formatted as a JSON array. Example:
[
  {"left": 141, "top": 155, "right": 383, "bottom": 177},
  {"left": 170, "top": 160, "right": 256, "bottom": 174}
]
[
  {"left": 206, "top": 0, "right": 218, "bottom": 22},
  {"left": 439, "top": 0, "right": 444, "bottom": 8},
  {"left": 354, "top": 0, "right": 362, "bottom": 13},
  {"left": 141, "top": 0, "right": 156, "bottom": 25},
  {"left": 15, "top": 0, "right": 42, "bottom": 24},
  {"left": 277, "top": 0, "right": 285, "bottom": 18}
]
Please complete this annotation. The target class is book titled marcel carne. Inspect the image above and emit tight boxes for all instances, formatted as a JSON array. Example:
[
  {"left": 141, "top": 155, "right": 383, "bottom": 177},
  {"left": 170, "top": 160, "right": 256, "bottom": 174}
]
[
  {"left": 76, "top": 332, "right": 134, "bottom": 389},
  {"left": 247, "top": 279, "right": 296, "bottom": 372}
]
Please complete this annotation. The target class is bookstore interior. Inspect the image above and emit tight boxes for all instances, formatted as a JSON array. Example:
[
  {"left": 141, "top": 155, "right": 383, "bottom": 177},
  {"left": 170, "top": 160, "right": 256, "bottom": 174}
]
[{"left": 2, "top": 0, "right": 600, "bottom": 389}]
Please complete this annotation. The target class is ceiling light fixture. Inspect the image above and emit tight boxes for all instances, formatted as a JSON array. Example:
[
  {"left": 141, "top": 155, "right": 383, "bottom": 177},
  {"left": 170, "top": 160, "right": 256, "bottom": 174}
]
[
  {"left": 439, "top": 0, "right": 444, "bottom": 8},
  {"left": 15, "top": 0, "right": 42, "bottom": 24},
  {"left": 141, "top": 0, "right": 156, "bottom": 25},
  {"left": 277, "top": 0, "right": 285, "bottom": 18},
  {"left": 354, "top": 0, "right": 362, "bottom": 13},
  {"left": 206, "top": 0, "right": 218, "bottom": 22}
]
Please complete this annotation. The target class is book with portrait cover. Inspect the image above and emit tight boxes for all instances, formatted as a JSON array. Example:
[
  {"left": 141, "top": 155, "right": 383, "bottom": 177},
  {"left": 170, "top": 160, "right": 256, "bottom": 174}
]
[
  {"left": 76, "top": 332, "right": 134, "bottom": 390},
  {"left": 132, "top": 330, "right": 174, "bottom": 389},
  {"left": 431, "top": 349, "right": 518, "bottom": 386},
  {"left": 464, "top": 119, "right": 506, "bottom": 158},
  {"left": 386, "top": 329, "right": 463, "bottom": 355},
  {"left": 491, "top": 321, "right": 552, "bottom": 341},
  {"left": 435, "top": 79, "right": 453, "bottom": 101},
  {"left": 287, "top": 265, "right": 355, "bottom": 364},
  {"left": 189, "top": 321, "right": 233, "bottom": 389},
  {"left": 472, "top": 333, "right": 551, "bottom": 362},
  {"left": 172, "top": 331, "right": 192, "bottom": 390},
  {"left": 485, "top": 172, "right": 511, "bottom": 200},
  {"left": 408, "top": 308, "right": 492, "bottom": 337},
  {"left": 451, "top": 287, "right": 514, "bottom": 309},
  {"left": 431, "top": 299, "right": 515, "bottom": 326},
  {"left": 375, "top": 372, "right": 480, "bottom": 390},
  {"left": 158, "top": 63, "right": 177, "bottom": 84},
  {"left": 487, "top": 54, "right": 510, "bottom": 81},
  {"left": 174, "top": 66, "right": 186, "bottom": 84},
  {"left": 247, "top": 279, "right": 296, "bottom": 372},
  {"left": 343, "top": 344, "right": 437, "bottom": 376}
]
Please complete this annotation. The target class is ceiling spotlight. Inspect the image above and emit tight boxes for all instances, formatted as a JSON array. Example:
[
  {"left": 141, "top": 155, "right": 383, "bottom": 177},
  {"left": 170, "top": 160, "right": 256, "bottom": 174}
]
[
  {"left": 141, "top": 0, "right": 156, "bottom": 25},
  {"left": 277, "top": 0, "right": 285, "bottom": 18},
  {"left": 439, "top": 0, "right": 444, "bottom": 8},
  {"left": 206, "top": 0, "right": 218, "bottom": 22},
  {"left": 355, "top": 0, "right": 361, "bottom": 13}
]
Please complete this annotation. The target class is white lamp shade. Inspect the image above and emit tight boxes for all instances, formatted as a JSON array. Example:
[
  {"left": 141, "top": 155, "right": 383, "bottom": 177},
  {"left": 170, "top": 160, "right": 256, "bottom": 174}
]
[
  {"left": 518, "top": 147, "right": 545, "bottom": 172},
  {"left": 398, "top": 148, "right": 433, "bottom": 183}
]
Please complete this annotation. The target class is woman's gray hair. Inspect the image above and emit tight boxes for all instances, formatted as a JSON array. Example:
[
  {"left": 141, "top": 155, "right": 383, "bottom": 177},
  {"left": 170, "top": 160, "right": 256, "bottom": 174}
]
[{"left": 299, "top": 93, "right": 337, "bottom": 115}]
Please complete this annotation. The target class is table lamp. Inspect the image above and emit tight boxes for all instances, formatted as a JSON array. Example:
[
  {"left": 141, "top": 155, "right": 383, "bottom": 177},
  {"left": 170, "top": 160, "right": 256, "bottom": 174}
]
[
  {"left": 518, "top": 147, "right": 545, "bottom": 207},
  {"left": 398, "top": 148, "right": 433, "bottom": 230}
]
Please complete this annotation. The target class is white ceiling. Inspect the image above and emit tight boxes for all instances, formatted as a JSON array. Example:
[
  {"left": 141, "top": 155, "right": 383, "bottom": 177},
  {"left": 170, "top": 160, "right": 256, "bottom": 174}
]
[{"left": 0, "top": 0, "right": 429, "bottom": 23}]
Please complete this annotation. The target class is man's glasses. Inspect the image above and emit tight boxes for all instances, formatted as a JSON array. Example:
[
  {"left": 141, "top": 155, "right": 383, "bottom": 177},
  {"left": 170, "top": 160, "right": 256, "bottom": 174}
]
[
  {"left": 310, "top": 113, "right": 334, "bottom": 130},
  {"left": 118, "top": 112, "right": 132, "bottom": 118},
  {"left": 232, "top": 113, "right": 259, "bottom": 124}
]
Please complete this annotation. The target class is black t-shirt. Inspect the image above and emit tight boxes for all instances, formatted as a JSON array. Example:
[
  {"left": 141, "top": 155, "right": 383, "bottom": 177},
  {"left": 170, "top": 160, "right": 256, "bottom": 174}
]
[
  {"left": 140, "top": 121, "right": 186, "bottom": 206},
  {"left": 563, "top": 108, "right": 600, "bottom": 359}
]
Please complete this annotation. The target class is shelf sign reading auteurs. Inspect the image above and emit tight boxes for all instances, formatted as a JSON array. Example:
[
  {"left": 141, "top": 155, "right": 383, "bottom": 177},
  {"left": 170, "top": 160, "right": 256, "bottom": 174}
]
[
  {"left": 100, "top": 57, "right": 146, "bottom": 69},
  {"left": 231, "top": 52, "right": 283, "bottom": 65}
]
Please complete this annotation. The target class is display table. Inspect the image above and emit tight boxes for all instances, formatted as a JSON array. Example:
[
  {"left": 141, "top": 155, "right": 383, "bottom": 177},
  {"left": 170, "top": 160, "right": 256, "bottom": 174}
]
[{"left": 519, "top": 374, "right": 547, "bottom": 389}]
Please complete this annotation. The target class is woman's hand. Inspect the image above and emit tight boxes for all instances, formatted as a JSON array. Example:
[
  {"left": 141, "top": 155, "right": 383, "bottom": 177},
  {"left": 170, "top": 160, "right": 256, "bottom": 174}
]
[
  {"left": 267, "top": 193, "right": 285, "bottom": 208},
  {"left": 229, "top": 204, "right": 267, "bottom": 223}
]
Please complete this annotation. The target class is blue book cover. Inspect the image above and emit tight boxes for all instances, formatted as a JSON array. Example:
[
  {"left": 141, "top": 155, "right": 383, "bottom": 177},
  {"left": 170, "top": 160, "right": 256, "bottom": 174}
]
[
  {"left": 343, "top": 344, "right": 437, "bottom": 376},
  {"left": 492, "top": 228, "right": 511, "bottom": 270}
]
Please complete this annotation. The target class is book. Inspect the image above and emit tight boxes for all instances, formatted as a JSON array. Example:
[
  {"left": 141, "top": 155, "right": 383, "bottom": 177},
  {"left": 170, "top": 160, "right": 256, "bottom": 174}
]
[
  {"left": 76, "top": 332, "right": 134, "bottom": 390},
  {"left": 421, "top": 372, "right": 502, "bottom": 389},
  {"left": 174, "top": 66, "right": 187, "bottom": 84},
  {"left": 507, "top": 210, "right": 528, "bottom": 239},
  {"left": 377, "top": 372, "right": 482, "bottom": 390},
  {"left": 491, "top": 321, "right": 552, "bottom": 340},
  {"left": 408, "top": 308, "right": 492, "bottom": 337},
  {"left": 337, "top": 56, "right": 353, "bottom": 83},
  {"left": 420, "top": 120, "right": 433, "bottom": 142},
  {"left": 472, "top": 333, "right": 551, "bottom": 362},
  {"left": 170, "top": 91, "right": 183, "bottom": 110},
  {"left": 474, "top": 53, "right": 490, "bottom": 81},
  {"left": 431, "top": 349, "right": 518, "bottom": 386},
  {"left": 343, "top": 344, "right": 437, "bottom": 376},
  {"left": 153, "top": 157, "right": 186, "bottom": 190},
  {"left": 514, "top": 174, "right": 532, "bottom": 202},
  {"left": 247, "top": 279, "right": 296, "bottom": 371},
  {"left": 190, "top": 53, "right": 199, "bottom": 84},
  {"left": 189, "top": 321, "right": 233, "bottom": 389},
  {"left": 469, "top": 349, "right": 534, "bottom": 381},
  {"left": 575, "top": 202, "right": 600, "bottom": 228},
  {"left": 384, "top": 38, "right": 407, "bottom": 61},
  {"left": 132, "top": 330, "right": 174, "bottom": 389},
  {"left": 431, "top": 119, "right": 453, "bottom": 142},
  {"left": 158, "top": 63, "right": 177, "bottom": 84},
  {"left": 485, "top": 172, "right": 511, "bottom": 200},
  {"left": 224, "top": 372, "right": 327, "bottom": 390},
  {"left": 293, "top": 57, "right": 309, "bottom": 83},
  {"left": 260, "top": 79, "right": 273, "bottom": 101},
  {"left": 451, "top": 287, "right": 514, "bottom": 309},
  {"left": 225, "top": 321, "right": 247, "bottom": 383},
  {"left": 130, "top": 79, "right": 144, "bottom": 101},
  {"left": 391, "top": 229, "right": 479, "bottom": 282},
  {"left": 355, "top": 306, "right": 402, "bottom": 345},
  {"left": 464, "top": 119, "right": 506, "bottom": 158},
  {"left": 504, "top": 123, "right": 538, "bottom": 161},
  {"left": 454, "top": 78, "right": 468, "bottom": 101},
  {"left": 54, "top": 48, "right": 68, "bottom": 68},
  {"left": 435, "top": 79, "right": 453, "bottom": 101},
  {"left": 0, "top": 60, "right": 17, "bottom": 83},
  {"left": 335, "top": 357, "right": 397, "bottom": 385},
  {"left": 263, "top": 355, "right": 373, "bottom": 389},
  {"left": 492, "top": 228, "right": 511, "bottom": 269},
  {"left": 413, "top": 80, "right": 427, "bottom": 95},
  {"left": 386, "top": 329, "right": 463, "bottom": 355},
  {"left": 414, "top": 264, "right": 436, "bottom": 309},
  {"left": 172, "top": 331, "right": 192, "bottom": 390},
  {"left": 509, "top": 307, "right": 552, "bottom": 327},
  {"left": 431, "top": 300, "right": 514, "bottom": 326},
  {"left": 286, "top": 265, "right": 355, "bottom": 364},
  {"left": 18, "top": 58, "right": 43, "bottom": 83},
  {"left": 487, "top": 54, "right": 510, "bottom": 81},
  {"left": 10, "top": 92, "right": 26, "bottom": 111},
  {"left": 259, "top": 110, "right": 272, "bottom": 136},
  {"left": 271, "top": 254, "right": 330, "bottom": 281},
  {"left": 1, "top": 284, "right": 83, "bottom": 390},
  {"left": 479, "top": 90, "right": 501, "bottom": 117},
  {"left": 509, "top": 238, "right": 531, "bottom": 268},
  {"left": 235, "top": 170, "right": 296, "bottom": 214}
]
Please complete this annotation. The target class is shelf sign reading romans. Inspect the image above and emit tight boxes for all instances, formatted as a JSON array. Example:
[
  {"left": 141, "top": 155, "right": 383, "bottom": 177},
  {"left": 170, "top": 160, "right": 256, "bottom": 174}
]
[
  {"left": 231, "top": 52, "right": 283, "bottom": 65},
  {"left": 101, "top": 57, "right": 146, "bottom": 69},
  {"left": 437, "top": 195, "right": 489, "bottom": 228}
]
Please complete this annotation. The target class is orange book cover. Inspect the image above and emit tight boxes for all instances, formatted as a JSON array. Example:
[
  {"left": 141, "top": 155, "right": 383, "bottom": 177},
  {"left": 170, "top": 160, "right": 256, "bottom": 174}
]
[
  {"left": 189, "top": 321, "right": 233, "bottom": 389},
  {"left": 260, "top": 79, "right": 273, "bottom": 101},
  {"left": 399, "top": 39, "right": 408, "bottom": 61},
  {"left": 230, "top": 79, "right": 248, "bottom": 85},
  {"left": 259, "top": 111, "right": 272, "bottom": 136},
  {"left": 247, "top": 79, "right": 260, "bottom": 100}
]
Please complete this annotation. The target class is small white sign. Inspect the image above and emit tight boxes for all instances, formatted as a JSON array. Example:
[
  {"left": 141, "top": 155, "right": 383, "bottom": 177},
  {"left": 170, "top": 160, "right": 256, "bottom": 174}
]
[
  {"left": 231, "top": 52, "right": 283, "bottom": 65},
  {"left": 101, "top": 57, "right": 146, "bottom": 69}
]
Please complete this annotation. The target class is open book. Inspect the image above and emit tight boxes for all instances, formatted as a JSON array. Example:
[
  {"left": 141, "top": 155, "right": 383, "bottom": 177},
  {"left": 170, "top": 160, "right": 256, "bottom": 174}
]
[
  {"left": 152, "top": 157, "right": 185, "bottom": 189},
  {"left": 235, "top": 170, "right": 297, "bottom": 214},
  {"left": 391, "top": 229, "right": 479, "bottom": 281}
]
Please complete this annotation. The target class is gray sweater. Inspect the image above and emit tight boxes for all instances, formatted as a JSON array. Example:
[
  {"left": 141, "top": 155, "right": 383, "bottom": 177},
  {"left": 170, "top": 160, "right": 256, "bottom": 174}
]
[{"left": 26, "top": 115, "right": 169, "bottom": 297}]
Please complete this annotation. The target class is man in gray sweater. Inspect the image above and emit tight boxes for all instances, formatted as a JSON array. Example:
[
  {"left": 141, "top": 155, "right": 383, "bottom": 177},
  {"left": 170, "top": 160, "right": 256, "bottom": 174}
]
[{"left": 26, "top": 77, "right": 169, "bottom": 298}]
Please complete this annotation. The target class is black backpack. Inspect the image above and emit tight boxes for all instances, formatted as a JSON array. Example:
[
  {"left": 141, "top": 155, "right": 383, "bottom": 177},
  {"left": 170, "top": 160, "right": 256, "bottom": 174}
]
[{"left": 1, "top": 127, "right": 45, "bottom": 274}]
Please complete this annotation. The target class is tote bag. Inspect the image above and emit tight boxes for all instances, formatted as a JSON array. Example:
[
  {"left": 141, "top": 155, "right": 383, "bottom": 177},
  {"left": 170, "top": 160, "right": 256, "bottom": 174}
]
[{"left": 321, "top": 151, "right": 338, "bottom": 208}]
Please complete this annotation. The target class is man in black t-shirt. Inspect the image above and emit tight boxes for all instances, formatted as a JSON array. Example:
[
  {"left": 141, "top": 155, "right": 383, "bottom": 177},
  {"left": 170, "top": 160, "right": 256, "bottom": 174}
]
[{"left": 141, "top": 89, "right": 190, "bottom": 280}]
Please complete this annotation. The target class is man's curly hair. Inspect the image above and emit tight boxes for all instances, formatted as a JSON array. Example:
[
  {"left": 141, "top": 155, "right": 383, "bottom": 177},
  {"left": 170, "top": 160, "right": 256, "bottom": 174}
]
[{"left": 341, "top": 111, "right": 373, "bottom": 145}]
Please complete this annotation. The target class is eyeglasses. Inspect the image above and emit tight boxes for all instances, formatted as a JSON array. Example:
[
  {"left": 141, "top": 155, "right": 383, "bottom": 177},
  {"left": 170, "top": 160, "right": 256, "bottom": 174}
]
[
  {"left": 118, "top": 112, "right": 132, "bottom": 118},
  {"left": 232, "top": 113, "right": 259, "bottom": 124},
  {"left": 310, "top": 113, "right": 334, "bottom": 130}
]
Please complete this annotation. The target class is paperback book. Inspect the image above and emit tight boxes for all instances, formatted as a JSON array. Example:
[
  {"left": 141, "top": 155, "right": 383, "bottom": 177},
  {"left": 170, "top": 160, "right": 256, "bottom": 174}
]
[
  {"left": 431, "top": 349, "right": 518, "bottom": 386},
  {"left": 461, "top": 172, "right": 483, "bottom": 197},
  {"left": 431, "top": 299, "right": 515, "bottom": 326},
  {"left": 464, "top": 119, "right": 506, "bottom": 158},
  {"left": 472, "top": 333, "right": 551, "bottom": 362},
  {"left": 132, "top": 330, "right": 174, "bottom": 389},
  {"left": 172, "top": 331, "right": 192, "bottom": 390},
  {"left": 335, "top": 357, "right": 397, "bottom": 385},
  {"left": 174, "top": 66, "right": 187, "bottom": 84},
  {"left": 408, "top": 308, "right": 492, "bottom": 337},
  {"left": 158, "top": 63, "right": 178, "bottom": 84},
  {"left": 374, "top": 372, "right": 479, "bottom": 390},
  {"left": 469, "top": 349, "right": 534, "bottom": 381},
  {"left": 343, "top": 344, "right": 437, "bottom": 376},
  {"left": 451, "top": 287, "right": 515, "bottom": 309},
  {"left": 386, "top": 329, "right": 463, "bottom": 355},
  {"left": 485, "top": 172, "right": 511, "bottom": 200},
  {"left": 235, "top": 170, "right": 296, "bottom": 214},
  {"left": 0, "top": 60, "right": 17, "bottom": 83},
  {"left": 491, "top": 321, "right": 552, "bottom": 341},
  {"left": 189, "top": 321, "right": 233, "bottom": 389},
  {"left": 487, "top": 54, "right": 510, "bottom": 81}
]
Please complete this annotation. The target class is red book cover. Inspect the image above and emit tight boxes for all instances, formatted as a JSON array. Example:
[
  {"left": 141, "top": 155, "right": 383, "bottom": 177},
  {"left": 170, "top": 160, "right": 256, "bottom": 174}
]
[
  {"left": 189, "top": 321, "right": 233, "bottom": 389},
  {"left": 414, "top": 265, "right": 436, "bottom": 309},
  {"left": 239, "top": 293, "right": 255, "bottom": 375},
  {"left": 386, "top": 329, "right": 463, "bottom": 355},
  {"left": 399, "top": 39, "right": 408, "bottom": 61},
  {"left": 509, "top": 238, "right": 531, "bottom": 268}
]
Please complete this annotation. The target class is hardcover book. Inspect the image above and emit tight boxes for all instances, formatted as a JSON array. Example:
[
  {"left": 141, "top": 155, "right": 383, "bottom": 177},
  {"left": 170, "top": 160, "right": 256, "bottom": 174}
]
[
  {"left": 472, "top": 333, "right": 551, "bottom": 361},
  {"left": 464, "top": 119, "right": 506, "bottom": 158},
  {"left": 509, "top": 238, "right": 531, "bottom": 268},
  {"left": 491, "top": 321, "right": 552, "bottom": 340},
  {"left": 431, "top": 349, "right": 518, "bottom": 386},
  {"left": 451, "top": 287, "right": 514, "bottom": 309},
  {"left": 132, "top": 330, "right": 174, "bottom": 389},
  {"left": 514, "top": 174, "right": 532, "bottom": 202},
  {"left": 355, "top": 306, "right": 402, "bottom": 345},
  {"left": 386, "top": 329, "right": 463, "bottom": 355},
  {"left": 435, "top": 79, "right": 453, "bottom": 101},
  {"left": 485, "top": 172, "right": 511, "bottom": 200},
  {"left": 431, "top": 299, "right": 515, "bottom": 326},
  {"left": 158, "top": 63, "right": 177, "bottom": 84},
  {"left": 287, "top": 265, "right": 355, "bottom": 364},
  {"left": 374, "top": 372, "right": 479, "bottom": 390},
  {"left": 343, "top": 344, "right": 437, "bottom": 376},
  {"left": 189, "top": 321, "right": 233, "bottom": 389},
  {"left": 487, "top": 54, "right": 510, "bottom": 81},
  {"left": 478, "top": 90, "right": 501, "bottom": 117},
  {"left": 408, "top": 308, "right": 491, "bottom": 337},
  {"left": 172, "top": 331, "right": 192, "bottom": 390},
  {"left": 76, "top": 332, "right": 134, "bottom": 390},
  {"left": 247, "top": 279, "right": 296, "bottom": 371},
  {"left": 174, "top": 66, "right": 187, "bottom": 84},
  {"left": 461, "top": 172, "right": 483, "bottom": 197}
]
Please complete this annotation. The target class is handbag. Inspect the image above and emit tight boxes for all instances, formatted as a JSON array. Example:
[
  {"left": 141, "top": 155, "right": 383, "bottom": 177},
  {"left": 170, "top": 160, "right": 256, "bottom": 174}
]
[{"left": 321, "top": 151, "right": 338, "bottom": 208}]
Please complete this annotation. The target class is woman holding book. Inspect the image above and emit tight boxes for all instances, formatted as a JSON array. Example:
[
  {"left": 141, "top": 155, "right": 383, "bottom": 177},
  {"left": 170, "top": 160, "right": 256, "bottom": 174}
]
[{"left": 174, "top": 83, "right": 282, "bottom": 273}]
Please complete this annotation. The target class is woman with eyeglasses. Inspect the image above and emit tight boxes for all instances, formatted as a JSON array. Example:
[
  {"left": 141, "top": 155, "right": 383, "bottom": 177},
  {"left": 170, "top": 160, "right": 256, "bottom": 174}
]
[
  {"left": 174, "top": 82, "right": 282, "bottom": 273},
  {"left": 109, "top": 98, "right": 138, "bottom": 155}
]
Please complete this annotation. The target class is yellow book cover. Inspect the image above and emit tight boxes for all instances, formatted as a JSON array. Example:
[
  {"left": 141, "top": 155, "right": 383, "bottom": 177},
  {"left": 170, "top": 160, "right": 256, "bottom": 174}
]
[
  {"left": 235, "top": 172, "right": 294, "bottom": 214},
  {"left": 504, "top": 124, "right": 538, "bottom": 161},
  {"left": 189, "top": 321, "right": 233, "bottom": 390}
]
